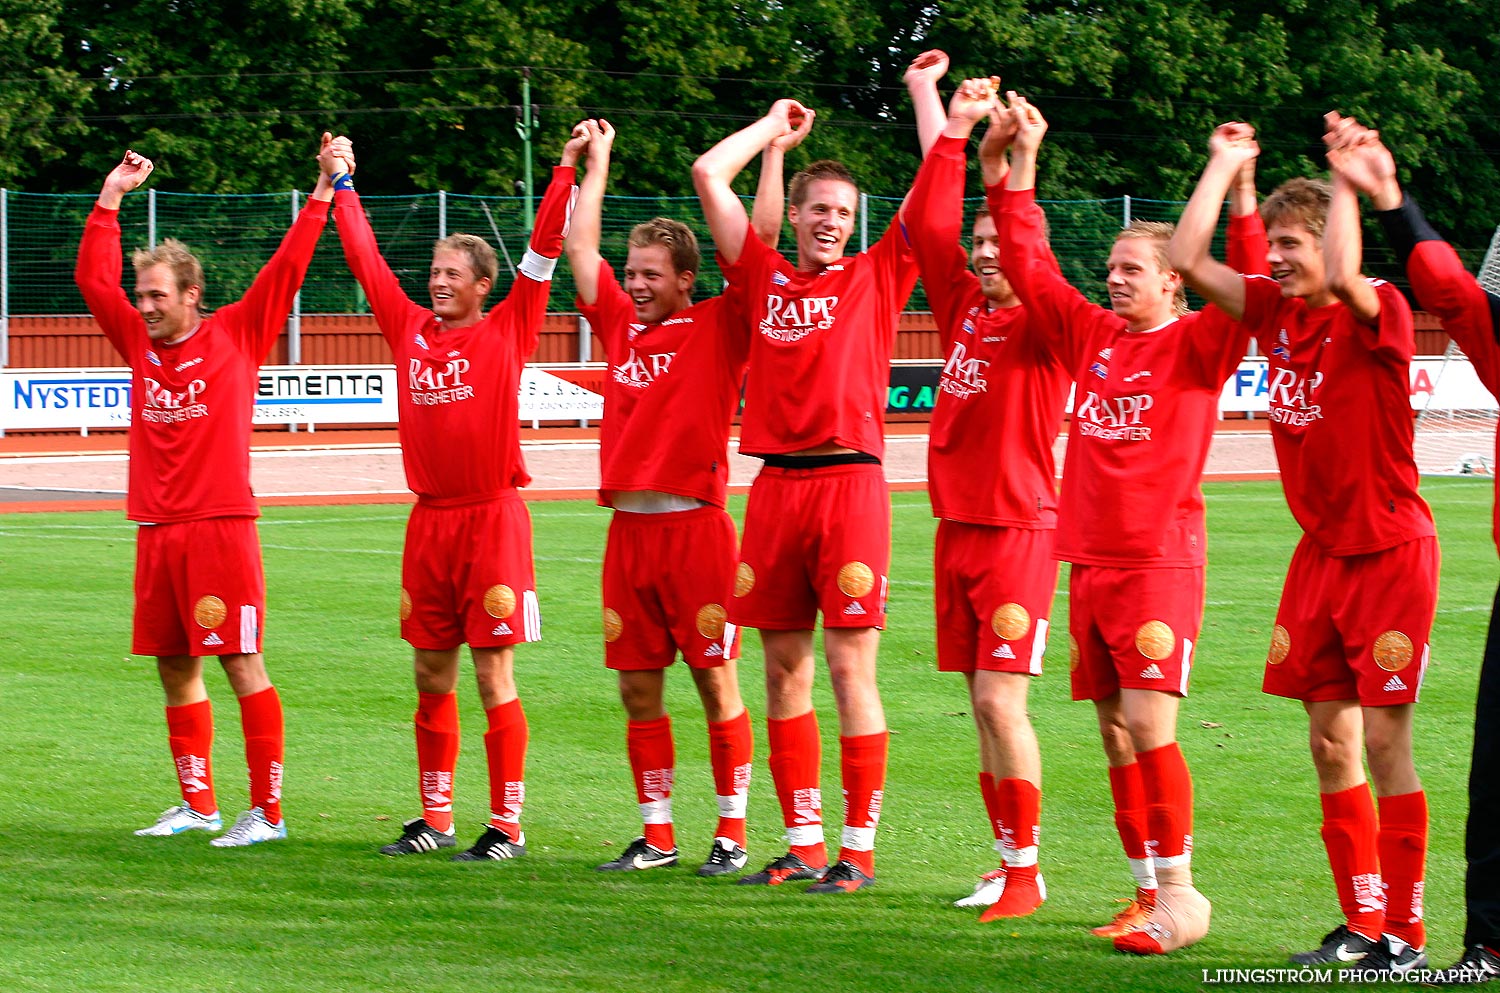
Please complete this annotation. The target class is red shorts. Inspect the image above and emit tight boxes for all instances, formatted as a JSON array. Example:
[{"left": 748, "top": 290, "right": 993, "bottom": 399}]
[
  {"left": 1262, "top": 535, "right": 1438, "bottom": 706},
  {"left": 401, "top": 493, "right": 539, "bottom": 650},
  {"left": 1068, "top": 564, "right": 1204, "bottom": 701},
  {"left": 133, "top": 518, "right": 265, "bottom": 658},
  {"left": 602, "top": 506, "right": 742, "bottom": 670},
  {"left": 730, "top": 463, "right": 890, "bottom": 631},
  {"left": 935, "top": 520, "right": 1058, "bottom": 674}
]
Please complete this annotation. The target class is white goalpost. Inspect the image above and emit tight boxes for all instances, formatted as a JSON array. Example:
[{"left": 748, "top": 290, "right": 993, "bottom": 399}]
[{"left": 1413, "top": 224, "right": 1500, "bottom": 476}]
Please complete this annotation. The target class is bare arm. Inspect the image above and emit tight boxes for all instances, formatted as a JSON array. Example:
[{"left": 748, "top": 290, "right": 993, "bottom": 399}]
[
  {"left": 903, "top": 50, "right": 951, "bottom": 156},
  {"left": 1168, "top": 123, "right": 1258, "bottom": 320},
  {"left": 977, "top": 103, "right": 1017, "bottom": 189},
  {"left": 692, "top": 100, "right": 807, "bottom": 266},
  {"left": 751, "top": 109, "right": 812, "bottom": 249},
  {"left": 1003, "top": 93, "right": 1044, "bottom": 192},
  {"left": 564, "top": 120, "right": 611, "bottom": 306},
  {"left": 1324, "top": 171, "right": 1380, "bottom": 322}
]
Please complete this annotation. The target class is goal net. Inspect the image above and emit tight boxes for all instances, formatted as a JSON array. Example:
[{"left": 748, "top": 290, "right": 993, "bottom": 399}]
[{"left": 1413, "top": 224, "right": 1500, "bottom": 476}]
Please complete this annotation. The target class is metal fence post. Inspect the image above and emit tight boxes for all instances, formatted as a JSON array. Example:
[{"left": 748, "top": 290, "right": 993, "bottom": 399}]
[
  {"left": 1122, "top": 195, "right": 1132, "bottom": 229},
  {"left": 438, "top": 190, "right": 447, "bottom": 239},
  {"left": 148, "top": 188, "right": 157, "bottom": 247},
  {"left": 288, "top": 189, "right": 302, "bottom": 366},
  {"left": 860, "top": 192, "right": 869, "bottom": 252},
  {"left": 1, "top": 188, "right": 8, "bottom": 369}
]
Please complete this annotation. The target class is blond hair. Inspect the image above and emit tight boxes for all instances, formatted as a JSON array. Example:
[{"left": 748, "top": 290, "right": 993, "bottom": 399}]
[
  {"left": 628, "top": 217, "right": 701, "bottom": 278},
  {"left": 789, "top": 159, "right": 857, "bottom": 208},
  {"left": 1260, "top": 178, "right": 1332, "bottom": 240},
  {"left": 131, "top": 238, "right": 203, "bottom": 294}
]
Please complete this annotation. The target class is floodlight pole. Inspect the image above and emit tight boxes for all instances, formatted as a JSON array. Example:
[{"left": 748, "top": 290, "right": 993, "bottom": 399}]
[{"left": 516, "top": 67, "right": 536, "bottom": 233}]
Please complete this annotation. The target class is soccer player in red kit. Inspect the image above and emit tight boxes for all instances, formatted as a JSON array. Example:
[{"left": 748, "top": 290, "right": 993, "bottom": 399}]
[
  {"left": 322, "top": 129, "right": 582, "bottom": 862},
  {"left": 997, "top": 100, "right": 1259, "bottom": 953},
  {"left": 902, "top": 73, "right": 1070, "bottom": 919},
  {"left": 692, "top": 84, "right": 926, "bottom": 892},
  {"left": 1171, "top": 120, "right": 1437, "bottom": 973},
  {"left": 564, "top": 118, "right": 800, "bottom": 875},
  {"left": 75, "top": 141, "right": 336, "bottom": 846},
  {"left": 1325, "top": 115, "right": 1500, "bottom": 984}
]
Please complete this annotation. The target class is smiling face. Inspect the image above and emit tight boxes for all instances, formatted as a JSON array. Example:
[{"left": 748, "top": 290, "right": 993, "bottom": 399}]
[
  {"left": 1266, "top": 221, "right": 1330, "bottom": 304},
  {"left": 428, "top": 248, "right": 492, "bottom": 327},
  {"left": 969, "top": 214, "right": 1015, "bottom": 306},
  {"left": 624, "top": 242, "right": 694, "bottom": 324},
  {"left": 788, "top": 177, "right": 858, "bottom": 272},
  {"left": 1105, "top": 234, "right": 1182, "bottom": 331},
  {"left": 133, "top": 264, "right": 201, "bottom": 342}
]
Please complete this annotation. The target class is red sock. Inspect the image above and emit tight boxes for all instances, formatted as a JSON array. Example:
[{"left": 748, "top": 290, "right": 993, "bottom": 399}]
[
  {"left": 768, "top": 710, "right": 825, "bottom": 868},
  {"left": 485, "top": 698, "right": 528, "bottom": 840},
  {"left": 837, "top": 731, "right": 888, "bottom": 878},
  {"left": 1108, "top": 762, "right": 1155, "bottom": 889},
  {"left": 238, "top": 687, "right": 284, "bottom": 824},
  {"left": 1320, "top": 784, "right": 1384, "bottom": 939},
  {"left": 627, "top": 715, "right": 675, "bottom": 852},
  {"left": 708, "top": 710, "right": 752, "bottom": 847},
  {"left": 415, "top": 691, "right": 459, "bottom": 833},
  {"left": 1378, "top": 790, "right": 1428, "bottom": 948},
  {"left": 1138, "top": 742, "right": 1193, "bottom": 867},
  {"left": 998, "top": 778, "right": 1041, "bottom": 867},
  {"left": 165, "top": 699, "right": 216, "bottom": 815},
  {"left": 979, "top": 772, "right": 1003, "bottom": 846}
]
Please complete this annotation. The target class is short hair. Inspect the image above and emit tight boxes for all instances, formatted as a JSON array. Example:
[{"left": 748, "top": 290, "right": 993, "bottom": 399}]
[
  {"left": 1260, "top": 178, "right": 1332, "bottom": 239},
  {"left": 432, "top": 233, "right": 497, "bottom": 285},
  {"left": 974, "top": 208, "right": 1049, "bottom": 241},
  {"left": 1114, "top": 220, "right": 1188, "bottom": 316},
  {"left": 628, "top": 217, "right": 701, "bottom": 277},
  {"left": 131, "top": 238, "right": 203, "bottom": 294},
  {"left": 789, "top": 159, "right": 858, "bottom": 208}
]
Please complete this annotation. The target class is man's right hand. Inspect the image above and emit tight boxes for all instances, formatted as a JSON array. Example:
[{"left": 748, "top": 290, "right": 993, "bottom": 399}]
[{"left": 98, "top": 150, "right": 154, "bottom": 209}]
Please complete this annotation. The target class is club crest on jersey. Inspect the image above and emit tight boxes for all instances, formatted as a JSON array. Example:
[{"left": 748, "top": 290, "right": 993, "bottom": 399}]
[
  {"left": 146, "top": 350, "right": 162, "bottom": 367},
  {"left": 413, "top": 332, "right": 429, "bottom": 351},
  {"left": 1089, "top": 347, "right": 1112, "bottom": 380},
  {"left": 962, "top": 315, "right": 976, "bottom": 335},
  {"left": 771, "top": 270, "right": 790, "bottom": 287}
]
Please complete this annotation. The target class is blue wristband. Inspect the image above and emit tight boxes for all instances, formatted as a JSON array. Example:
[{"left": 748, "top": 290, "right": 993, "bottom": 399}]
[{"left": 332, "top": 172, "right": 355, "bottom": 191}]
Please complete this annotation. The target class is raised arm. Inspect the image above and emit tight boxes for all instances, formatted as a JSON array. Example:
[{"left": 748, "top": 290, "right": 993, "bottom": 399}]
[
  {"left": 751, "top": 108, "right": 813, "bottom": 249},
  {"left": 502, "top": 124, "right": 587, "bottom": 356},
  {"left": 564, "top": 119, "right": 613, "bottom": 307},
  {"left": 1168, "top": 122, "right": 1259, "bottom": 320},
  {"left": 1003, "top": 92, "right": 1045, "bottom": 192},
  {"left": 692, "top": 99, "right": 808, "bottom": 266},
  {"left": 976, "top": 100, "right": 1018, "bottom": 190},
  {"left": 76, "top": 150, "right": 155, "bottom": 354},
  {"left": 903, "top": 49, "right": 951, "bottom": 157},
  {"left": 1322, "top": 113, "right": 1381, "bottom": 324},
  {"left": 226, "top": 132, "right": 336, "bottom": 359}
]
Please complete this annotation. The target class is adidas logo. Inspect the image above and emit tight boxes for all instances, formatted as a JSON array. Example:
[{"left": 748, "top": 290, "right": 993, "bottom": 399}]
[
  {"left": 843, "top": 602, "right": 867, "bottom": 616},
  {"left": 992, "top": 644, "right": 1016, "bottom": 659},
  {"left": 1384, "top": 673, "right": 1408, "bottom": 692},
  {"left": 705, "top": 644, "right": 724, "bottom": 658},
  {"left": 492, "top": 622, "right": 513, "bottom": 637},
  {"left": 202, "top": 632, "right": 224, "bottom": 647},
  {"left": 1139, "top": 663, "right": 1165, "bottom": 680}
]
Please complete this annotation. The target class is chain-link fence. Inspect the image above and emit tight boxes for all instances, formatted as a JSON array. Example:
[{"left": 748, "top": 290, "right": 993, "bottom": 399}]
[{"left": 0, "top": 185, "right": 1420, "bottom": 329}]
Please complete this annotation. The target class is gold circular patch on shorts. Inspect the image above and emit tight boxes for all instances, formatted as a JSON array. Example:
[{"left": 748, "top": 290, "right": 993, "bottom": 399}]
[
  {"left": 193, "top": 595, "right": 227, "bottom": 629},
  {"left": 696, "top": 603, "right": 728, "bottom": 640},
  {"left": 1135, "top": 620, "right": 1175, "bottom": 661},
  {"left": 991, "top": 603, "right": 1031, "bottom": 641},
  {"left": 734, "top": 562, "right": 755, "bottom": 598},
  {"left": 1267, "top": 624, "right": 1291, "bottom": 665},
  {"left": 837, "top": 561, "right": 875, "bottom": 598},
  {"left": 484, "top": 584, "right": 516, "bottom": 619},
  {"left": 1373, "top": 630, "right": 1415, "bottom": 672},
  {"left": 602, "top": 607, "right": 623, "bottom": 643},
  {"left": 399, "top": 588, "right": 412, "bottom": 621},
  {"left": 1069, "top": 635, "right": 1081, "bottom": 672}
]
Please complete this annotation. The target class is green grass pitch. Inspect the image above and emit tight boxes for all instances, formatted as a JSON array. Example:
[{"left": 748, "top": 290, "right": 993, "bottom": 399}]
[{"left": 0, "top": 479, "right": 1492, "bottom": 992}]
